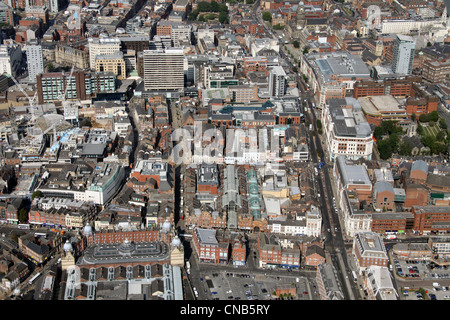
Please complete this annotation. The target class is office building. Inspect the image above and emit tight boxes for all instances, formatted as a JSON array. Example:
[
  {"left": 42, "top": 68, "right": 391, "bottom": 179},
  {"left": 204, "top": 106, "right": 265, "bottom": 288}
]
[
  {"left": 26, "top": 39, "right": 44, "bottom": 83},
  {"left": 95, "top": 51, "right": 126, "bottom": 80},
  {"left": 88, "top": 37, "right": 121, "bottom": 70},
  {"left": 143, "top": 48, "right": 184, "bottom": 91},
  {"left": 353, "top": 232, "right": 389, "bottom": 274},
  {"left": 392, "top": 35, "right": 415, "bottom": 75},
  {"left": 0, "top": 43, "right": 22, "bottom": 77},
  {"left": 322, "top": 98, "right": 373, "bottom": 161}
]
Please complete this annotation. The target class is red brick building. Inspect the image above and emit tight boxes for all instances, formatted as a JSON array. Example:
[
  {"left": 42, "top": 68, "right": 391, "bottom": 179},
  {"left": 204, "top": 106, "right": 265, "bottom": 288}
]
[
  {"left": 412, "top": 206, "right": 450, "bottom": 235},
  {"left": 192, "top": 228, "right": 229, "bottom": 264}
]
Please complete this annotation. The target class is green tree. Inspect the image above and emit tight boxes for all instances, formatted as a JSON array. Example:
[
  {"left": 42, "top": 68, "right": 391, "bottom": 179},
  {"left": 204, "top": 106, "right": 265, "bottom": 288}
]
[
  {"left": 302, "top": 46, "right": 309, "bottom": 54},
  {"left": 429, "top": 111, "right": 439, "bottom": 122},
  {"left": 417, "top": 122, "right": 424, "bottom": 135},
  {"left": 210, "top": 0, "right": 220, "bottom": 12},
  {"left": 219, "top": 11, "right": 228, "bottom": 23},
  {"left": 398, "top": 140, "right": 413, "bottom": 156},
  {"left": 198, "top": 1, "right": 211, "bottom": 12},
  {"left": 373, "top": 126, "right": 385, "bottom": 140},
  {"left": 440, "top": 118, "right": 448, "bottom": 130},
  {"left": 377, "top": 139, "right": 393, "bottom": 160},
  {"left": 436, "top": 130, "right": 447, "bottom": 142},
  {"left": 188, "top": 9, "right": 199, "bottom": 20},
  {"left": 411, "top": 113, "right": 416, "bottom": 122},
  {"left": 293, "top": 40, "right": 300, "bottom": 48},
  {"left": 18, "top": 208, "right": 28, "bottom": 223},
  {"left": 32, "top": 190, "right": 43, "bottom": 200},
  {"left": 422, "top": 135, "right": 436, "bottom": 149},
  {"left": 262, "top": 11, "right": 272, "bottom": 21},
  {"left": 419, "top": 114, "right": 429, "bottom": 123},
  {"left": 431, "top": 141, "right": 448, "bottom": 155}
]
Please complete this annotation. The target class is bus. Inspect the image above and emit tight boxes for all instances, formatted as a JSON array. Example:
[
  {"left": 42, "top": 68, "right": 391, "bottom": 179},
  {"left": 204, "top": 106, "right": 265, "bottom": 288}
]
[
  {"left": 18, "top": 224, "right": 30, "bottom": 230},
  {"left": 352, "top": 271, "right": 358, "bottom": 282},
  {"left": 28, "top": 272, "right": 41, "bottom": 285}
]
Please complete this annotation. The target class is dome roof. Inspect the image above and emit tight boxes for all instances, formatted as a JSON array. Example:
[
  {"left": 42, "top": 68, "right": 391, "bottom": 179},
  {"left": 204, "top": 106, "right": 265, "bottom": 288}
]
[
  {"left": 171, "top": 236, "right": 181, "bottom": 247},
  {"left": 63, "top": 240, "right": 73, "bottom": 252},
  {"left": 162, "top": 220, "right": 171, "bottom": 232},
  {"left": 83, "top": 224, "right": 93, "bottom": 235}
]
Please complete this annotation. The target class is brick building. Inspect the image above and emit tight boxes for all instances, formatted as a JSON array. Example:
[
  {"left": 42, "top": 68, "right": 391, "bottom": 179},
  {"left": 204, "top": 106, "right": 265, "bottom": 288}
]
[
  {"left": 412, "top": 206, "right": 450, "bottom": 235},
  {"left": 353, "top": 232, "right": 389, "bottom": 274}
]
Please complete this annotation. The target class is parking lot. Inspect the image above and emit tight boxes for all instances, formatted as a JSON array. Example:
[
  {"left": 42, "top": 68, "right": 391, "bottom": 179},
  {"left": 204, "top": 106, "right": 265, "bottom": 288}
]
[
  {"left": 392, "top": 257, "right": 450, "bottom": 281},
  {"left": 195, "top": 271, "right": 318, "bottom": 301},
  {"left": 401, "top": 285, "right": 450, "bottom": 301}
]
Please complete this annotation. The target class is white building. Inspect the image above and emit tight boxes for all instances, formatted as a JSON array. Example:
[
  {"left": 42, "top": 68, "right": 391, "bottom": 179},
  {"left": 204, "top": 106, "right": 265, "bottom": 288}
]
[
  {"left": 88, "top": 37, "right": 121, "bottom": 70},
  {"left": 364, "top": 266, "right": 398, "bottom": 300},
  {"left": 143, "top": 48, "right": 185, "bottom": 91},
  {"left": 322, "top": 98, "right": 373, "bottom": 161},
  {"left": 306, "top": 205, "right": 322, "bottom": 237},
  {"left": 268, "top": 66, "right": 286, "bottom": 97},
  {"left": 0, "top": 43, "right": 22, "bottom": 77},
  {"left": 26, "top": 39, "right": 44, "bottom": 83},
  {"left": 392, "top": 35, "right": 415, "bottom": 75}
]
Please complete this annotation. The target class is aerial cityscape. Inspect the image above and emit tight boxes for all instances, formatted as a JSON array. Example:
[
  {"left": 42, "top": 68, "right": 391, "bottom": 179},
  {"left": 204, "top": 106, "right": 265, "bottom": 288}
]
[{"left": 0, "top": 0, "right": 448, "bottom": 304}]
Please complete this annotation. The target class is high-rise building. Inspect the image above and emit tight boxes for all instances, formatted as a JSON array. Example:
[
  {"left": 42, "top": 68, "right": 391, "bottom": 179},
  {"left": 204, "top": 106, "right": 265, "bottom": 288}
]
[
  {"left": 392, "top": 35, "right": 416, "bottom": 75},
  {"left": 26, "top": 39, "right": 44, "bottom": 83},
  {"left": 88, "top": 37, "right": 121, "bottom": 70},
  {"left": 143, "top": 48, "right": 185, "bottom": 91},
  {"left": 268, "top": 66, "right": 286, "bottom": 97},
  {"left": 0, "top": 43, "right": 22, "bottom": 77},
  {"left": 0, "top": 2, "right": 14, "bottom": 26}
]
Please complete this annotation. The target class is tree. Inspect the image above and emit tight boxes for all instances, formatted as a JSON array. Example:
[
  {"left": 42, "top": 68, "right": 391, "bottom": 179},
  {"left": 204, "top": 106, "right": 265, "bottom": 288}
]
[
  {"left": 210, "top": 0, "right": 220, "bottom": 12},
  {"left": 421, "top": 135, "right": 436, "bottom": 149},
  {"left": 417, "top": 122, "right": 424, "bottom": 135},
  {"left": 302, "top": 46, "right": 309, "bottom": 54},
  {"left": 377, "top": 139, "right": 393, "bottom": 160},
  {"left": 431, "top": 141, "right": 448, "bottom": 155},
  {"left": 373, "top": 126, "right": 385, "bottom": 140},
  {"left": 440, "top": 118, "right": 448, "bottom": 130},
  {"left": 219, "top": 11, "right": 228, "bottom": 24},
  {"left": 411, "top": 113, "right": 416, "bottom": 122},
  {"left": 18, "top": 208, "right": 28, "bottom": 223},
  {"left": 398, "top": 140, "right": 413, "bottom": 156},
  {"left": 419, "top": 114, "right": 429, "bottom": 123},
  {"left": 262, "top": 11, "right": 272, "bottom": 21},
  {"left": 293, "top": 40, "right": 300, "bottom": 48},
  {"left": 188, "top": 9, "right": 199, "bottom": 20},
  {"left": 32, "top": 190, "right": 43, "bottom": 200},
  {"left": 436, "top": 130, "right": 447, "bottom": 142},
  {"left": 429, "top": 111, "right": 439, "bottom": 122},
  {"left": 198, "top": 1, "right": 211, "bottom": 12}
]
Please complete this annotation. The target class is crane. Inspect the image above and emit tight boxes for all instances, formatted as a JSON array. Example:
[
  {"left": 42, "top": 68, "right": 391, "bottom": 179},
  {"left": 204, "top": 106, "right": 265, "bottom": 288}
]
[
  {"left": 42, "top": 119, "right": 63, "bottom": 145},
  {"left": 57, "top": 64, "right": 75, "bottom": 102},
  {"left": 5, "top": 73, "right": 39, "bottom": 120}
]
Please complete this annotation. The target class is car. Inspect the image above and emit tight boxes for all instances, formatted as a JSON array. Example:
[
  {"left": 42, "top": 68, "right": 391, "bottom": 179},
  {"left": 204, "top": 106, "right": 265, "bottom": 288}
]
[
  {"left": 303, "top": 291, "right": 308, "bottom": 295},
  {"left": 444, "top": 295, "right": 450, "bottom": 300},
  {"left": 429, "top": 294, "right": 437, "bottom": 300},
  {"left": 228, "top": 296, "right": 234, "bottom": 299}
]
